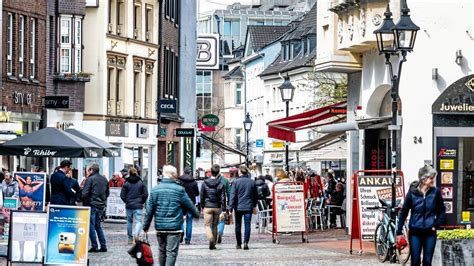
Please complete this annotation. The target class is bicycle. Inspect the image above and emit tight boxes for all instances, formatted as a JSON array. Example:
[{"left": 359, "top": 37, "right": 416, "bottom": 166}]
[{"left": 367, "top": 199, "right": 410, "bottom": 264}]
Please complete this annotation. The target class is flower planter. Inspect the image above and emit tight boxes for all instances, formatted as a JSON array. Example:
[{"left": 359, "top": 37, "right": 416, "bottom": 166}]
[{"left": 433, "top": 239, "right": 474, "bottom": 266}]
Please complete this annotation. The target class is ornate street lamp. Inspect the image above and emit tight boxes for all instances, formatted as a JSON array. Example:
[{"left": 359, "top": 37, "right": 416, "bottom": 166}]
[
  {"left": 243, "top": 112, "right": 253, "bottom": 167},
  {"left": 374, "top": 4, "right": 397, "bottom": 54},
  {"left": 393, "top": 1, "right": 420, "bottom": 52},
  {"left": 278, "top": 75, "right": 296, "bottom": 173}
]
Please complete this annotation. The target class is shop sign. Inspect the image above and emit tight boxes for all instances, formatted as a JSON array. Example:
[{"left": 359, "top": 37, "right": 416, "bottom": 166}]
[
  {"left": 273, "top": 183, "right": 306, "bottom": 232},
  {"left": 255, "top": 139, "right": 264, "bottom": 148},
  {"left": 202, "top": 114, "right": 219, "bottom": 126},
  {"left": 159, "top": 99, "right": 177, "bottom": 113},
  {"left": 13, "top": 91, "right": 32, "bottom": 105},
  {"left": 432, "top": 74, "right": 474, "bottom": 114},
  {"left": 9, "top": 211, "right": 48, "bottom": 263},
  {"left": 137, "top": 124, "right": 149, "bottom": 138},
  {"left": 23, "top": 148, "right": 58, "bottom": 157},
  {"left": 272, "top": 141, "right": 285, "bottom": 149},
  {"left": 44, "top": 96, "right": 70, "bottom": 109},
  {"left": 175, "top": 128, "right": 195, "bottom": 137},
  {"left": 198, "top": 120, "right": 215, "bottom": 132},
  {"left": 182, "top": 137, "right": 194, "bottom": 172},
  {"left": 0, "top": 111, "right": 11, "bottom": 122},
  {"left": 197, "top": 34, "right": 219, "bottom": 70},
  {"left": 106, "top": 121, "right": 126, "bottom": 137},
  {"left": 357, "top": 175, "right": 404, "bottom": 240},
  {"left": 159, "top": 127, "right": 167, "bottom": 137},
  {"left": 106, "top": 188, "right": 126, "bottom": 217},
  {"left": 167, "top": 141, "right": 175, "bottom": 165},
  {"left": 56, "top": 121, "right": 74, "bottom": 130},
  {"left": 45, "top": 205, "right": 90, "bottom": 265},
  {"left": 329, "top": 107, "right": 347, "bottom": 114}
]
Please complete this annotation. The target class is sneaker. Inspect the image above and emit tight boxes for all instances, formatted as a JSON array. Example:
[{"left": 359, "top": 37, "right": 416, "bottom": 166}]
[
  {"left": 236, "top": 244, "right": 242, "bottom": 249},
  {"left": 217, "top": 235, "right": 222, "bottom": 244},
  {"left": 88, "top": 248, "right": 99, "bottom": 253},
  {"left": 243, "top": 242, "right": 249, "bottom": 250},
  {"left": 99, "top": 247, "right": 107, "bottom": 252}
]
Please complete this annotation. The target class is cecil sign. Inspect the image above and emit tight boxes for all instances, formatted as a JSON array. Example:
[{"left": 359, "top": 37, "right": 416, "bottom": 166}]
[{"left": 202, "top": 114, "right": 219, "bottom": 126}]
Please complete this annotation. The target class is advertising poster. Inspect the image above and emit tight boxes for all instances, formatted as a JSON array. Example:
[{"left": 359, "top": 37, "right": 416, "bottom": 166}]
[
  {"left": 106, "top": 187, "right": 126, "bottom": 217},
  {"left": 0, "top": 198, "right": 18, "bottom": 257},
  {"left": 45, "top": 205, "right": 90, "bottom": 265},
  {"left": 358, "top": 175, "right": 405, "bottom": 240},
  {"left": 9, "top": 211, "right": 48, "bottom": 263},
  {"left": 436, "top": 137, "right": 458, "bottom": 225},
  {"left": 274, "top": 184, "right": 306, "bottom": 232},
  {"left": 14, "top": 172, "right": 46, "bottom": 211}
]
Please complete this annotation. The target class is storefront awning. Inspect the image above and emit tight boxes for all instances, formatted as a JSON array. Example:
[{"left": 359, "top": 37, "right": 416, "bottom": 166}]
[
  {"left": 316, "top": 116, "right": 392, "bottom": 133},
  {"left": 267, "top": 101, "right": 347, "bottom": 142},
  {"left": 200, "top": 134, "right": 246, "bottom": 157},
  {"left": 301, "top": 132, "right": 346, "bottom": 151}
]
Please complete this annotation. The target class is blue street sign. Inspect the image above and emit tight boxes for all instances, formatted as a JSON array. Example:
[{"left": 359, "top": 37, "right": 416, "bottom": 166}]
[{"left": 255, "top": 139, "right": 264, "bottom": 148}]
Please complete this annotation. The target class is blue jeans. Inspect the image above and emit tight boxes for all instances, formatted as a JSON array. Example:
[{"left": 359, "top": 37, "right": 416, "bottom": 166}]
[
  {"left": 181, "top": 211, "right": 193, "bottom": 241},
  {"left": 157, "top": 233, "right": 181, "bottom": 266},
  {"left": 218, "top": 220, "right": 225, "bottom": 236},
  {"left": 89, "top": 207, "right": 107, "bottom": 249},
  {"left": 235, "top": 211, "right": 252, "bottom": 245},
  {"left": 409, "top": 232, "right": 437, "bottom": 266},
  {"left": 126, "top": 209, "right": 143, "bottom": 240}
]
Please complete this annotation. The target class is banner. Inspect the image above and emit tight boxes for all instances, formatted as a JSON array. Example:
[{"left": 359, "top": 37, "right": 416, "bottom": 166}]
[
  {"left": 0, "top": 198, "right": 18, "bottom": 257},
  {"left": 9, "top": 211, "right": 48, "bottom": 263},
  {"left": 45, "top": 205, "right": 90, "bottom": 265},
  {"left": 357, "top": 175, "right": 405, "bottom": 240},
  {"left": 106, "top": 187, "right": 126, "bottom": 217},
  {"left": 14, "top": 172, "right": 46, "bottom": 211},
  {"left": 274, "top": 184, "right": 306, "bottom": 232}
]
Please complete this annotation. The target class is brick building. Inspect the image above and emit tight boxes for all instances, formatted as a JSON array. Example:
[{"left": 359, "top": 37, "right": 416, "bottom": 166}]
[{"left": 0, "top": 0, "right": 48, "bottom": 171}]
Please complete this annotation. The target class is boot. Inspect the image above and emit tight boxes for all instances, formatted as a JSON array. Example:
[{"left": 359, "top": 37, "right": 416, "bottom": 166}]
[
  {"left": 217, "top": 234, "right": 222, "bottom": 244},
  {"left": 243, "top": 242, "right": 249, "bottom": 250},
  {"left": 209, "top": 241, "right": 216, "bottom": 250},
  {"left": 236, "top": 244, "right": 242, "bottom": 249}
]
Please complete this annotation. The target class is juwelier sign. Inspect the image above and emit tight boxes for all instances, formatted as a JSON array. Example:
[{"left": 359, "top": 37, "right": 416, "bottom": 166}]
[{"left": 432, "top": 75, "right": 474, "bottom": 114}]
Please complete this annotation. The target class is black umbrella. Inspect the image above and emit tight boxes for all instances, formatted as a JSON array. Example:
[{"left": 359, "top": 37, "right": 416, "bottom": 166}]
[
  {"left": 0, "top": 127, "right": 103, "bottom": 158},
  {"left": 65, "top": 128, "right": 121, "bottom": 157}
]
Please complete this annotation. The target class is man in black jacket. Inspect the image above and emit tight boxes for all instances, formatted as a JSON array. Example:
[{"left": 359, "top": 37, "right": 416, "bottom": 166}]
[
  {"left": 178, "top": 167, "right": 199, "bottom": 244},
  {"left": 82, "top": 163, "right": 110, "bottom": 252},
  {"left": 50, "top": 160, "right": 76, "bottom": 205},
  {"left": 327, "top": 183, "right": 344, "bottom": 228},
  {"left": 229, "top": 165, "right": 257, "bottom": 250},
  {"left": 120, "top": 168, "right": 148, "bottom": 244},
  {"left": 200, "top": 164, "right": 226, "bottom": 250}
]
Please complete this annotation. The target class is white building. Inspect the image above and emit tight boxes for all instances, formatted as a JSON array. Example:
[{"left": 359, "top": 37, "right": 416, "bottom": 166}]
[
  {"left": 316, "top": 0, "right": 473, "bottom": 226},
  {"left": 82, "top": 1, "right": 159, "bottom": 188}
]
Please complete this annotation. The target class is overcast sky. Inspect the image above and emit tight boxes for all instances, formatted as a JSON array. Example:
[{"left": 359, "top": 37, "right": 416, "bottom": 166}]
[{"left": 197, "top": 0, "right": 253, "bottom": 14}]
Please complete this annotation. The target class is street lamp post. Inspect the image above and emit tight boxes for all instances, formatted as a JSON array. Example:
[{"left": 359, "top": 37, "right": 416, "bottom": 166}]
[
  {"left": 373, "top": 0, "right": 419, "bottom": 216},
  {"left": 278, "top": 76, "right": 296, "bottom": 173},
  {"left": 243, "top": 112, "right": 253, "bottom": 167}
]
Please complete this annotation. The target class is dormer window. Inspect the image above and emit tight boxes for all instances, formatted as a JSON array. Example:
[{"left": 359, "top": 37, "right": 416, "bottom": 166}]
[
  {"left": 306, "top": 34, "right": 316, "bottom": 55},
  {"left": 290, "top": 40, "right": 301, "bottom": 60},
  {"left": 282, "top": 41, "right": 290, "bottom": 61}
]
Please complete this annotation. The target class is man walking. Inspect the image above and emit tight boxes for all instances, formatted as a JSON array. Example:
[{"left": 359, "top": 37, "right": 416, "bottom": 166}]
[
  {"left": 50, "top": 160, "right": 76, "bottom": 205},
  {"left": 82, "top": 163, "right": 110, "bottom": 252},
  {"left": 214, "top": 165, "right": 230, "bottom": 244},
  {"left": 120, "top": 168, "right": 148, "bottom": 244},
  {"left": 143, "top": 165, "right": 199, "bottom": 266},
  {"left": 178, "top": 167, "right": 199, "bottom": 244},
  {"left": 229, "top": 165, "right": 257, "bottom": 250},
  {"left": 200, "top": 164, "right": 226, "bottom": 250}
]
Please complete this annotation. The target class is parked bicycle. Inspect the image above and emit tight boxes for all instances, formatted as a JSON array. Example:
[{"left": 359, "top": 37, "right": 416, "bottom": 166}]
[{"left": 367, "top": 199, "right": 410, "bottom": 264}]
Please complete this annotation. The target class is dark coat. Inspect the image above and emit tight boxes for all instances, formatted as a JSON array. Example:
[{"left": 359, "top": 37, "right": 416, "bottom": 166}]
[
  {"left": 178, "top": 174, "right": 199, "bottom": 204},
  {"left": 82, "top": 173, "right": 110, "bottom": 209},
  {"left": 200, "top": 177, "right": 226, "bottom": 211},
  {"left": 120, "top": 174, "right": 148, "bottom": 210},
  {"left": 50, "top": 170, "right": 75, "bottom": 205},
  {"left": 255, "top": 178, "right": 270, "bottom": 200},
  {"left": 229, "top": 174, "right": 257, "bottom": 212},
  {"left": 329, "top": 189, "right": 344, "bottom": 206},
  {"left": 396, "top": 181, "right": 446, "bottom": 235}
]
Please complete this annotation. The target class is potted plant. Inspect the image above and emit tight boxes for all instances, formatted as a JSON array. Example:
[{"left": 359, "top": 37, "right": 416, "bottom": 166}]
[{"left": 433, "top": 229, "right": 474, "bottom": 265}]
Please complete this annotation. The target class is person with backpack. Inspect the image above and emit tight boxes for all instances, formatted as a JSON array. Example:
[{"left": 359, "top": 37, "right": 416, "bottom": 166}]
[
  {"left": 121, "top": 168, "right": 149, "bottom": 244},
  {"left": 255, "top": 175, "right": 271, "bottom": 229},
  {"left": 178, "top": 167, "right": 200, "bottom": 244}
]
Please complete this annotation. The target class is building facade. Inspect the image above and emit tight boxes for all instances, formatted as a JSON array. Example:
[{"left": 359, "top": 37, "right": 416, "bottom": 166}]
[
  {"left": 83, "top": 0, "right": 159, "bottom": 188},
  {"left": 0, "top": 0, "right": 47, "bottom": 171}
]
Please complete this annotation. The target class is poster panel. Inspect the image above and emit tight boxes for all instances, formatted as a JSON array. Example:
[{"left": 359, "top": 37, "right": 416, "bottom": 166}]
[
  {"left": 13, "top": 172, "right": 46, "bottom": 211},
  {"left": 0, "top": 198, "right": 18, "bottom": 257},
  {"left": 9, "top": 210, "right": 48, "bottom": 263},
  {"left": 358, "top": 174, "right": 405, "bottom": 240},
  {"left": 274, "top": 184, "right": 306, "bottom": 232},
  {"left": 106, "top": 187, "right": 126, "bottom": 217},
  {"left": 45, "top": 205, "right": 90, "bottom": 265}
]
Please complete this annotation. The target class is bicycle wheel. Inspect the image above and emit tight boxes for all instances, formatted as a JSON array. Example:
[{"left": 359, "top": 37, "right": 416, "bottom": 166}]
[
  {"left": 397, "top": 226, "right": 410, "bottom": 264},
  {"left": 374, "top": 223, "right": 389, "bottom": 262}
]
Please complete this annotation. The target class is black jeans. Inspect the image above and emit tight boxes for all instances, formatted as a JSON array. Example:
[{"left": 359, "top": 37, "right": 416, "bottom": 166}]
[
  {"left": 234, "top": 211, "right": 252, "bottom": 245},
  {"left": 409, "top": 232, "right": 437, "bottom": 266}
]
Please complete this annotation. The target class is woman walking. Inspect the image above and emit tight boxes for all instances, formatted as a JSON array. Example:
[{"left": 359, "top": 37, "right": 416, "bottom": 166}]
[{"left": 396, "top": 164, "right": 446, "bottom": 266}]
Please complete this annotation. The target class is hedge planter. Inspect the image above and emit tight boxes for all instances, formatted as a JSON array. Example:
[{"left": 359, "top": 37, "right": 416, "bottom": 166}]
[{"left": 433, "top": 229, "right": 474, "bottom": 266}]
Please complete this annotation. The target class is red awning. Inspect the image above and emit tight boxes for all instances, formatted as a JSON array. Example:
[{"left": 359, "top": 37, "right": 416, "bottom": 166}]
[{"left": 267, "top": 101, "right": 347, "bottom": 142}]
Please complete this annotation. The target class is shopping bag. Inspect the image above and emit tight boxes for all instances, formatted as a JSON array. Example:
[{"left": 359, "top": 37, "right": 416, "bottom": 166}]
[
  {"left": 225, "top": 212, "right": 233, "bottom": 225},
  {"left": 127, "top": 234, "right": 154, "bottom": 266}
]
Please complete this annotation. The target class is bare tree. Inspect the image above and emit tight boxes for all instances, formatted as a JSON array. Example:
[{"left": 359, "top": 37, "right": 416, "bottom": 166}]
[{"left": 301, "top": 71, "right": 348, "bottom": 110}]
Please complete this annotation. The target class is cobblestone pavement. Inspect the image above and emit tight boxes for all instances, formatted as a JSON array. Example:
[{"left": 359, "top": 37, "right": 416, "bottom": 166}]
[{"left": 2, "top": 218, "right": 381, "bottom": 265}]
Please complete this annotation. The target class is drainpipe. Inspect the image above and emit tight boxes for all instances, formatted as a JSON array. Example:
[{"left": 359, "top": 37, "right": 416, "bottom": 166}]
[{"left": 156, "top": 0, "right": 163, "bottom": 171}]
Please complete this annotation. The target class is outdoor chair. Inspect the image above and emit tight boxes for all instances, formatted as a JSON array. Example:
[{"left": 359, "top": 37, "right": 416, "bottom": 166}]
[{"left": 326, "top": 205, "right": 345, "bottom": 228}]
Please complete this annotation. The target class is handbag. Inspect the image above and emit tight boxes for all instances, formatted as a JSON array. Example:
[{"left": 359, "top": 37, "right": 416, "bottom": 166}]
[{"left": 127, "top": 234, "right": 154, "bottom": 266}]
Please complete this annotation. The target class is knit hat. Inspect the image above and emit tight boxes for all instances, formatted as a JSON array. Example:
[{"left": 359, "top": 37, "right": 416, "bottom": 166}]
[{"left": 418, "top": 164, "right": 437, "bottom": 181}]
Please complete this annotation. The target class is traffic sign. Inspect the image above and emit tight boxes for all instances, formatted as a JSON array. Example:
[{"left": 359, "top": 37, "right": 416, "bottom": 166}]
[{"left": 255, "top": 139, "right": 264, "bottom": 148}]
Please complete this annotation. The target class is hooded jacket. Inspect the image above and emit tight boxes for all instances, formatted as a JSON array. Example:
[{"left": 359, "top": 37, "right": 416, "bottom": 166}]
[
  {"left": 200, "top": 177, "right": 226, "bottom": 210},
  {"left": 396, "top": 181, "right": 446, "bottom": 235},
  {"left": 178, "top": 174, "right": 199, "bottom": 204},
  {"left": 120, "top": 174, "right": 148, "bottom": 209},
  {"left": 229, "top": 174, "right": 258, "bottom": 212}
]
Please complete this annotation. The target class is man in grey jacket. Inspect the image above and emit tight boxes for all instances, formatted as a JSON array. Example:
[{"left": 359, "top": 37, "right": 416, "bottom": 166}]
[
  {"left": 82, "top": 163, "right": 110, "bottom": 253},
  {"left": 1, "top": 172, "right": 19, "bottom": 197}
]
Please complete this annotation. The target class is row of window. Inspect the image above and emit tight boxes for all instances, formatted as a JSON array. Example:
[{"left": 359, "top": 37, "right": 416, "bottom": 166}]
[
  {"left": 164, "top": 0, "right": 179, "bottom": 25},
  {"left": 59, "top": 15, "right": 82, "bottom": 74},
  {"left": 6, "top": 13, "right": 37, "bottom": 79},
  {"left": 108, "top": 0, "right": 154, "bottom": 42},
  {"left": 282, "top": 34, "right": 316, "bottom": 61},
  {"left": 163, "top": 47, "right": 179, "bottom": 100}
]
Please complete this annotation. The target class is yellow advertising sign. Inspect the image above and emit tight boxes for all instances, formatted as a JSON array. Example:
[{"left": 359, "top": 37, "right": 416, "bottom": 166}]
[
  {"left": 272, "top": 141, "right": 284, "bottom": 148},
  {"left": 462, "top": 211, "right": 470, "bottom": 222},
  {"left": 440, "top": 159, "right": 454, "bottom": 170}
]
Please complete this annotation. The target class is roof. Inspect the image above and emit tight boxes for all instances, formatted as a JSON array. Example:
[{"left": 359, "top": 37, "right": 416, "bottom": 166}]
[
  {"left": 223, "top": 66, "right": 243, "bottom": 80},
  {"left": 259, "top": 4, "right": 317, "bottom": 77},
  {"left": 247, "top": 25, "right": 291, "bottom": 53}
]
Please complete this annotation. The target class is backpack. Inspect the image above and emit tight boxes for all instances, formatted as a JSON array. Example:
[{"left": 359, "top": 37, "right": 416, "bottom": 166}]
[{"left": 257, "top": 184, "right": 268, "bottom": 200}]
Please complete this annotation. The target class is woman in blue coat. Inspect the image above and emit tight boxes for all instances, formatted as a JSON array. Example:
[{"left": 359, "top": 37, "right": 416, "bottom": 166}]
[{"left": 396, "top": 164, "right": 446, "bottom": 266}]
